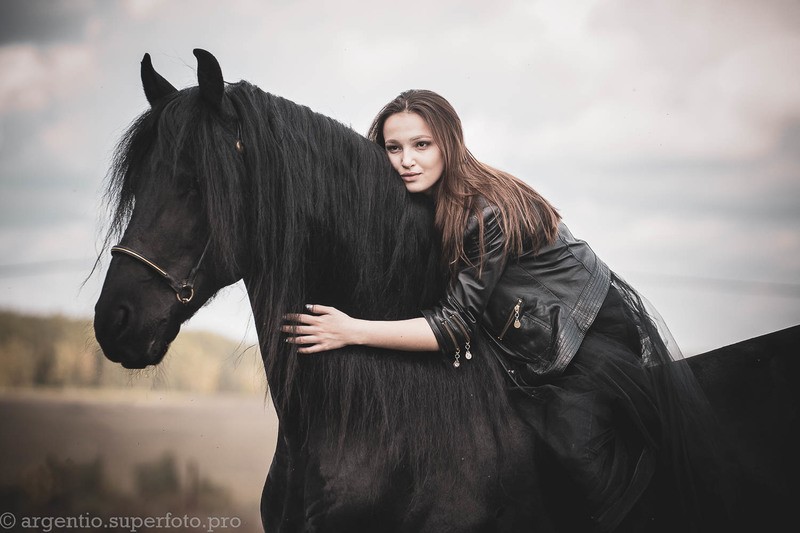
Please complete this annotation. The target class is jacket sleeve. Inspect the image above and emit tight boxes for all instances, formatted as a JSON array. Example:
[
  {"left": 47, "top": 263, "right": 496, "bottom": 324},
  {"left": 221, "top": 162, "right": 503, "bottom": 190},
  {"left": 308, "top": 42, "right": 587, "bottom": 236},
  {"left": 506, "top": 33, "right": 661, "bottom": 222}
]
[{"left": 421, "top": 204, "right": 508, "bottom": 364}]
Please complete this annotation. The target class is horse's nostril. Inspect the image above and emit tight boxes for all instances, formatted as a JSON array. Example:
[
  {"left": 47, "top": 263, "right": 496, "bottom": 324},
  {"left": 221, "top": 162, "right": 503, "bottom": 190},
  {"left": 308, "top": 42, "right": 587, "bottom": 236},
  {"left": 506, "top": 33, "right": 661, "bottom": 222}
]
[
  {"left": 110, "top": 303, "right": 132, "bottom": 338},
  {"left": 115, "top": 305, "right": 128, "bottom": 328}
]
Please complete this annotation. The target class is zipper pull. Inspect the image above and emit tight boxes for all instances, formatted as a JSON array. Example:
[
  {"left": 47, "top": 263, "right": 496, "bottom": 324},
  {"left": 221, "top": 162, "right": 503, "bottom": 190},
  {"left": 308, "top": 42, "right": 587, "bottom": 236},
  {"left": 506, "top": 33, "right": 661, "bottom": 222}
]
[
  {"left": 464, "top": 341, "right": 472, "bottom": 360},
  {"left": 453, "top": 349, "right": 461, "bottom": 368},
  {"left": 513, "top": 299, "right": 522, "bottom": 329}
]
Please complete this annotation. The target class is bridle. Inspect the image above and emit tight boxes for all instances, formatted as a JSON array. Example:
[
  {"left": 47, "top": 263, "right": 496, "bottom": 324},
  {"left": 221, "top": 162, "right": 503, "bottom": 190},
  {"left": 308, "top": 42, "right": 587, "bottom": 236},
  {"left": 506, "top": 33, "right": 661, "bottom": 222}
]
[
  {"left": 109, "top": 97, "right": 244, "bottom": 305},
  {"left": 111, "top": 240, "right": 211, "bottom": 304}
]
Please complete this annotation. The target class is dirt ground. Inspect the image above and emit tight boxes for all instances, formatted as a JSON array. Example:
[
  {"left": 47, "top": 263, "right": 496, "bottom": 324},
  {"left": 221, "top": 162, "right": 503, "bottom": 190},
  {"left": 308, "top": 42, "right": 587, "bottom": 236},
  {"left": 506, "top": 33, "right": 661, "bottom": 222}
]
[{"left": 0, "top": 388, "right": 278, "bottom": 509}]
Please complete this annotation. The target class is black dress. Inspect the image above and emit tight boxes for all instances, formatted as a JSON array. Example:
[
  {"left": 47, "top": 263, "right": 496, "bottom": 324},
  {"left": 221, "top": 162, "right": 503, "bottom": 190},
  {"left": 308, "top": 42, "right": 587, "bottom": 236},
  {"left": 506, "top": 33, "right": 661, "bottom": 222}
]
[{"left": 507, "top": 274, "right": 732, "bottom": 532}]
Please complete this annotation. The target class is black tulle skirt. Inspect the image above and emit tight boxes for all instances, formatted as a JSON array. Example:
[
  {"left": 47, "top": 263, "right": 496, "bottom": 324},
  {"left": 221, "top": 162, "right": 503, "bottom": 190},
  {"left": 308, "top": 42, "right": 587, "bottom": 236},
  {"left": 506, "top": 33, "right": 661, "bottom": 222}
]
[{"left": 505, "top": 275, "right": 731, "bottom": 531}]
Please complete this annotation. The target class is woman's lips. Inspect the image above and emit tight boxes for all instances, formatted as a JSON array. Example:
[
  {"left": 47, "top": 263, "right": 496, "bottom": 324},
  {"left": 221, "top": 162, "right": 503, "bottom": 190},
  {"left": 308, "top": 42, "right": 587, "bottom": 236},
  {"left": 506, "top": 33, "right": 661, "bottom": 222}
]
[{"left": 401, "top": 172, "right": 420, "bottom": 181}]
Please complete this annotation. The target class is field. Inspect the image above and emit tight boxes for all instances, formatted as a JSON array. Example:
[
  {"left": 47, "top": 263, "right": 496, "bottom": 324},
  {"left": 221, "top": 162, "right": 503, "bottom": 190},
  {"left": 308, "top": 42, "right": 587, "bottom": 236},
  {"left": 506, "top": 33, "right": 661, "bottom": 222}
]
[{"left": 0, "top": 388, "right": 278, "bottom": 531}]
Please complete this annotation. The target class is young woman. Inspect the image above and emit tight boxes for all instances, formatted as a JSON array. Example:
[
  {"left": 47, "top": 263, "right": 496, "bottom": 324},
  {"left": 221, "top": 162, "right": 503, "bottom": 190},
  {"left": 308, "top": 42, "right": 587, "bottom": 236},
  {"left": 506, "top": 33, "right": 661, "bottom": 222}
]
[{"left": 283, "top": 90, "right": 726, "bottom": 531}]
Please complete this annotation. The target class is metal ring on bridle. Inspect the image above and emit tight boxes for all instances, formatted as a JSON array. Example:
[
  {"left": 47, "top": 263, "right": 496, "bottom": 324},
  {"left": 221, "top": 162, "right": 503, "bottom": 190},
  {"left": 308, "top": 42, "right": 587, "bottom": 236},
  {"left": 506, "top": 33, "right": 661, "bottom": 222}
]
[
  {"left": 176, "top": 283, "right": 195, "bottom": 304},
  {"left": 110, "top": 240, "right": 210, "bottom": 305}
]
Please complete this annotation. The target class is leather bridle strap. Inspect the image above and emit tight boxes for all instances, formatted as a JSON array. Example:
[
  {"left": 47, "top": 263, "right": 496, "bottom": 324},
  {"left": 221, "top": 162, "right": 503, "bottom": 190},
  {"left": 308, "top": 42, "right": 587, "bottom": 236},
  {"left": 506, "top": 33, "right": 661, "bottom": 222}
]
[{"left": 110, "top": 239, "right": 211, "bottom": 304}]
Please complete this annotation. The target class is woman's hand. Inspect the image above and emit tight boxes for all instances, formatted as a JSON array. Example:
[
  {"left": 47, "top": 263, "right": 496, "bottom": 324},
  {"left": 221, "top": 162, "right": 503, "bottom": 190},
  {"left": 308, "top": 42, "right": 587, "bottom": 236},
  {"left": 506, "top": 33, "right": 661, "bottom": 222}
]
[
  {"left": 283, "top": 305, "right": 440, "bottom": 354},
  {"left": 282, "top": 304, "right": 362, "bottom": 354}
]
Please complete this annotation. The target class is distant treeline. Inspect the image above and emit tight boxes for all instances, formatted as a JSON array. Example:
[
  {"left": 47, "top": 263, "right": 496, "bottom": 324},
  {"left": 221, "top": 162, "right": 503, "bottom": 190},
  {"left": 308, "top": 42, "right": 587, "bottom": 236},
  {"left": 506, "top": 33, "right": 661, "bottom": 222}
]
[{"left": 0, "top": 310, "right": 264, "bottom": 394}]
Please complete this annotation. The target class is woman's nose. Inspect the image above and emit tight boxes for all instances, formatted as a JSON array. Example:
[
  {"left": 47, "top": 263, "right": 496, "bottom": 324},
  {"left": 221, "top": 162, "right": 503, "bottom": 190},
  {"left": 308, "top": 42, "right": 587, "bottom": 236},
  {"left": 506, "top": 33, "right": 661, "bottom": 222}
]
[{"left": 401, "top": 155, "right": 414, "bottom": 167}]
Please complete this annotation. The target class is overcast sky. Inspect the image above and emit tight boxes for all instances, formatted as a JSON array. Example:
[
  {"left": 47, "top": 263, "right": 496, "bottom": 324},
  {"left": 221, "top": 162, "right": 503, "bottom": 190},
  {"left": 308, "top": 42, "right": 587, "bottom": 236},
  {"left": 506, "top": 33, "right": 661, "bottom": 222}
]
[{"left": 1, "top": 0, "right": 798, "bottom": 355}]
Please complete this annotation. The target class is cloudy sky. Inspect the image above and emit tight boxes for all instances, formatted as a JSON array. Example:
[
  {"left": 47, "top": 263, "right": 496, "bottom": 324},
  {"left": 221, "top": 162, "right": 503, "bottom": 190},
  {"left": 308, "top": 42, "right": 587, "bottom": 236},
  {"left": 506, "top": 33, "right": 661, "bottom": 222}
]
[{"left": 1, "top": 0, "right": 798, "bottom": 355}]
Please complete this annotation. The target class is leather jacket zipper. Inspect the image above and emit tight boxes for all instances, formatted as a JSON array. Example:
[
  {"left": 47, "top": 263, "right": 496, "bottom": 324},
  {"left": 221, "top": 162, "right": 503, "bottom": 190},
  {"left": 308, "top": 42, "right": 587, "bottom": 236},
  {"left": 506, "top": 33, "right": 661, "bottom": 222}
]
[
  {"left": 450, "top": 315, "right": 472, "bottom": 361},
  {"left": 498, "top": 298, "right": 523, "bottom": 341},
  {"left": 441, "top": 314, "right": 471, "bottom": 367}
]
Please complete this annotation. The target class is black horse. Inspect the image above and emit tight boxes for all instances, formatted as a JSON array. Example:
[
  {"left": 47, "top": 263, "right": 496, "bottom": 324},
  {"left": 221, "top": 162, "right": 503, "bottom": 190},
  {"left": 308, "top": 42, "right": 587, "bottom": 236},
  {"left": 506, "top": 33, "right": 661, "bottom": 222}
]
[
  {"left": 687, "top": 325, "right": 799, "bottom": 533},
  {"left": 94, "top": 50, "right": 795, "bottom": 532},
  {"left": 95, "top": 49, "right": 546, "bottom": 532}
]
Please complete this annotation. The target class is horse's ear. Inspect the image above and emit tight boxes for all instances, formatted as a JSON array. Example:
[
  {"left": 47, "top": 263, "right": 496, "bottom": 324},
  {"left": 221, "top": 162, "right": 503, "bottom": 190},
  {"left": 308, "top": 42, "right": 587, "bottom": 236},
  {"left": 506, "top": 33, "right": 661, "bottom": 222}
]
[
  {"left": 193, "top": 48, "right": 224, "bottom": 111},
  {"left": 140, "top": 53, "right": 177, "bottom": 106}
]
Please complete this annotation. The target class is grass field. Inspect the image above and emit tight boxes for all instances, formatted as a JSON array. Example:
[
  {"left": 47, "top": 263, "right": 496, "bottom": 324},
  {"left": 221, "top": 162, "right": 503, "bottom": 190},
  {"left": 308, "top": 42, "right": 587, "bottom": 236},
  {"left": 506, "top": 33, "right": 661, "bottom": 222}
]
[{"left": 0, "top": 388, "right": 278, "bottom": 531}]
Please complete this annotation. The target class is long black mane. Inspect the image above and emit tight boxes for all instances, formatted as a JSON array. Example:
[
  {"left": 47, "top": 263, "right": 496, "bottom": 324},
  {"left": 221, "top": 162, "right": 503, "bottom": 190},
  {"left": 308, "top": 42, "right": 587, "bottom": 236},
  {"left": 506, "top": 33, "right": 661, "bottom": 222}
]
[{"left": 106, "top": 80, "right": 513, "bottom": 479}]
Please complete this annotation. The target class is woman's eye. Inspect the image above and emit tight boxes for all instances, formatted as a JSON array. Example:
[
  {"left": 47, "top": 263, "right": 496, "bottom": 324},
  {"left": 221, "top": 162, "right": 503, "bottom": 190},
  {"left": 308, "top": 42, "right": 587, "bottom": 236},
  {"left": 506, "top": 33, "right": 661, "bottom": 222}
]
[
  {"left": 416, "top": 141, "right": 430, "bottom": 149},
  {"left": 385, "top": 145, "right": 400, "bottom": 153}
]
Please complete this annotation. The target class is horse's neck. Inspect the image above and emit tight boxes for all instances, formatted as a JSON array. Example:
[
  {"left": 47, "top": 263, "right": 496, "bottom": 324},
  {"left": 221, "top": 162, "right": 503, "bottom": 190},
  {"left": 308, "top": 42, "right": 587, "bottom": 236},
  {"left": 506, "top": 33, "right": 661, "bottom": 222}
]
[
  {"left": 296, "top": 136, "right": 412, "bottom": 310},
  {"left": 239, "top": 96, "right": 440, "bottom": 395}
]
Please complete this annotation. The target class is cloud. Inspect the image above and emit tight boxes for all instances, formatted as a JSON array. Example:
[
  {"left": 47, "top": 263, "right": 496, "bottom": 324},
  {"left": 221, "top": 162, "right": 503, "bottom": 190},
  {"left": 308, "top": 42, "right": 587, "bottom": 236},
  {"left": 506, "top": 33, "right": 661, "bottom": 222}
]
[
  {"left": 0, "top": 0, "right": 98, "bottom": 45},
  {"left": 448, "top": 0, "right": 800, "bottom": 169},
  {"left": 39, "top": 111, "right": 94, "bottom": 172},
  {"left": 579, "top": 0, "right": 800, "bottom": 161},
  {"left": 121, "top": 0, "right": 168, "bottom": 20},
  {"left": 0, "top": 43, "right": 99, "bottom": 114}
]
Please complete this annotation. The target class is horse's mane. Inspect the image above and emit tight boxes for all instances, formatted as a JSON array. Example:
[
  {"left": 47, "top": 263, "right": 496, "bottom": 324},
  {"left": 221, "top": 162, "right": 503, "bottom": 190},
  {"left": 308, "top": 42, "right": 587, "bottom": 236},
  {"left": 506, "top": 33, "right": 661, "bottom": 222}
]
[{"left": 106, "top": 81, "right": 514, "bottom": 482}]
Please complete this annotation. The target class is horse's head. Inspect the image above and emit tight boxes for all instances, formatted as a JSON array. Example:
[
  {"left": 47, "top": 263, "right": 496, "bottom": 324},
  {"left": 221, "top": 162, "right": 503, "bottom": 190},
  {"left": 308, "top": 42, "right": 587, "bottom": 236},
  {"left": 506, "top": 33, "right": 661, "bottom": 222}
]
[{"left": 94, "top": 50, "right": 244, "bottom": 368}]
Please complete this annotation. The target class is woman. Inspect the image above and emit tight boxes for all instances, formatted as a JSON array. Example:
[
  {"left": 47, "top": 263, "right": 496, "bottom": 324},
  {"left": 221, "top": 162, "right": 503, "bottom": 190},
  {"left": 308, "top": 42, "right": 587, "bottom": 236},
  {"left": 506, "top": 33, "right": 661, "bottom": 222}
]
[{"left": 284, "top": 90, "right": 726, "bottom": 531}]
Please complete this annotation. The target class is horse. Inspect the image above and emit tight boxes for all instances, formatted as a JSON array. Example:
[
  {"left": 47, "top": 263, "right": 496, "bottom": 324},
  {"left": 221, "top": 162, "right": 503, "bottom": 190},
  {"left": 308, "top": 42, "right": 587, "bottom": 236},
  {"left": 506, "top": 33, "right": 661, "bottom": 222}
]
[
  {"left": 686, "top": 324, "right": 799, "bottom": 533},
  {"left": 94, "top": 49, "right": 548, "bottom": 532},
  {"left": 94, "top": 49, "right": 789, "bottom": 532}
]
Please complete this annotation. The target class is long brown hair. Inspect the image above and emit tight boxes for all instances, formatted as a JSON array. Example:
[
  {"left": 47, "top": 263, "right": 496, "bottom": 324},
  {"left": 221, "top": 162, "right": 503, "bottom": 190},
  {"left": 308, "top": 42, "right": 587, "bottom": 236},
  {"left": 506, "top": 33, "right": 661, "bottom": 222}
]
[{"left": 368, "top": 89, "right": 561, "bottom": 275}]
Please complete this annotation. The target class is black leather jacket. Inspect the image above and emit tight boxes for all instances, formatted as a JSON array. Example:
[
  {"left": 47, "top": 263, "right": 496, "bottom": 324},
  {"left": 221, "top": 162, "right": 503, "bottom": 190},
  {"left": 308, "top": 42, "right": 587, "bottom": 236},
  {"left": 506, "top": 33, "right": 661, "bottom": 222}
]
[{"left": 422, "top": 203, "right": 610, "bottom": 380}]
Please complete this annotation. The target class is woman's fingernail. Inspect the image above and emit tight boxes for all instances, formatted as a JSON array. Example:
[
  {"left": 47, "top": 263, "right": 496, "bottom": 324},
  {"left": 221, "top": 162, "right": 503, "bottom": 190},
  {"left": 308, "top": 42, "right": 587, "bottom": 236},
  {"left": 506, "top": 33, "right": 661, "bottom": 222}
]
[{"left": 305, "top": 304, "right": 312, "bottom": 311}]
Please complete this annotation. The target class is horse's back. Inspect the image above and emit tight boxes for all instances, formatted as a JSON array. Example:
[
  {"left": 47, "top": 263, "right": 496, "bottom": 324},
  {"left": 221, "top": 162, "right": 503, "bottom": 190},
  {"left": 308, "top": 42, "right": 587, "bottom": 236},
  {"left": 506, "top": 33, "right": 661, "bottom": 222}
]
[{"left": 688, "top": 325, "right": 800, "bottom": 531}]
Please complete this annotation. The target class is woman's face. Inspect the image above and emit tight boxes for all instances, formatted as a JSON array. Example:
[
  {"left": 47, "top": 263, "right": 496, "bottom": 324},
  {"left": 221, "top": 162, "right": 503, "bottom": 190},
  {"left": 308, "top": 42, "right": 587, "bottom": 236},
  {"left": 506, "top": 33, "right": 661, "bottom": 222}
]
[{"left": 383, "top": 112, "right": 444, "bottom": 194}]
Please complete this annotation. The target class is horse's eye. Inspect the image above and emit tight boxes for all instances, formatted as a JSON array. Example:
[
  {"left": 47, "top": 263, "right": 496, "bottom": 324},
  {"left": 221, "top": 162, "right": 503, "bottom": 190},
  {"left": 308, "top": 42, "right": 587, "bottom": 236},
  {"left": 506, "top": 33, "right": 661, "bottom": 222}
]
[{"left": 184, "top": 177, "right": 201, "bottom": 196}]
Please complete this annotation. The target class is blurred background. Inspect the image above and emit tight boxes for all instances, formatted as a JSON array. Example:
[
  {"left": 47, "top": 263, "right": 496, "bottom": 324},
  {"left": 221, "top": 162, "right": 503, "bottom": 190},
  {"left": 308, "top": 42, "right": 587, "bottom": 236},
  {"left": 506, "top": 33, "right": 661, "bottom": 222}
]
[{"left": 1, "top": 0, "right": 798, "bottom": 529}]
